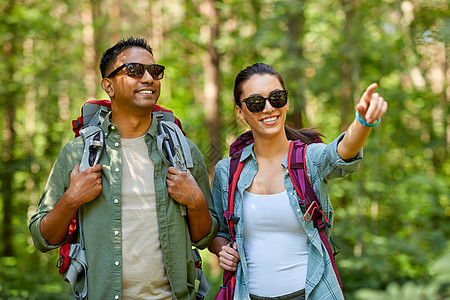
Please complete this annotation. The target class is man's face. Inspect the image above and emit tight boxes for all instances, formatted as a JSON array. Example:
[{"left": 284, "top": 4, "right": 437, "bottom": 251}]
[{"left": 104, "top": 47, "right": 161, "bottom": 112}]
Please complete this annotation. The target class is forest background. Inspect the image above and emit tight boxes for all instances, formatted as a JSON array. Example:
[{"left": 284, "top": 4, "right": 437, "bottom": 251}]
[{"left": 0, "top": 0, "right": 449, "bottom": 299}]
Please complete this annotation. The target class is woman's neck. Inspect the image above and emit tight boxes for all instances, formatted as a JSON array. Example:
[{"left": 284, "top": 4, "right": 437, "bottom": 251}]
[{"left": 252, "top": 132, "right": 290, "bottom": 161}]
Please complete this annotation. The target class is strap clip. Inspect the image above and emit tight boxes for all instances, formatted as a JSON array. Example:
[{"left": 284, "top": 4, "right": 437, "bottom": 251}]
[{"left": 223, "top": 210, "right": 240, "bottom": 224}]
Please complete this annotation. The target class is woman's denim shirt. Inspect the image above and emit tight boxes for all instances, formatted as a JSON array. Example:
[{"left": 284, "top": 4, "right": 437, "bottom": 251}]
[{"left": 212, "top": 133, "right": 362, "bottom": 300}]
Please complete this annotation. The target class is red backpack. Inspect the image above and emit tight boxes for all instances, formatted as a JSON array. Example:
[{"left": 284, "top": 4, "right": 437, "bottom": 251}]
[
  {"left": 56, "top": 100, "right": 208, "bottom": 300},
  {"left": 56, "top": 100, "right": 186, "bottom": 274},
  {"left": 216, "top": 131, "right": 343, "bottom": 299}
]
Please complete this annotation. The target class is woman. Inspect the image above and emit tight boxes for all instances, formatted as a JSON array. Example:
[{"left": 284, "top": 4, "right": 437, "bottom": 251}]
[{"left": 210, "top": 63, "right": 387, "bottom": 300}]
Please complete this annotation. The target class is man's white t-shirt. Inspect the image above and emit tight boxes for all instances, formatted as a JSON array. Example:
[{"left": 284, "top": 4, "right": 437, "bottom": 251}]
[{"left": 120, "top": 135, "right": 172, "bottom": 299}]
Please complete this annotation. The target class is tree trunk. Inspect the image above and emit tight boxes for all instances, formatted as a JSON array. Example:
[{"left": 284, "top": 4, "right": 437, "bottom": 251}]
[
  {"left": 340, "top": 0, "right": 359, "bottom": 132},
  {"left": 82, "top": 0, "right": 97, "bottom": 99},
  {"left": 109, "top": 0, "right": 121, "bottom": 44},
  {"left": 1, "top": 0, "right": 17, "bottom": 258},
  {"left": 285, "top": 0, "right": 307, "bottom": 129},
  {"left": 201, "top": 0, "right": 222, "bottom": 175},
  {"left": 340, "top": 0, "right": 364, "bottom": 258},
  {"left": 1, "top": 106, "right": 15, "bottom": 257}
]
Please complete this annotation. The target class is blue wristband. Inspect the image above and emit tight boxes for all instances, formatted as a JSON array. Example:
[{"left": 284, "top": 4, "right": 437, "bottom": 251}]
[{"left": 355, "top": 111, "right": 380, "bottom": 127}]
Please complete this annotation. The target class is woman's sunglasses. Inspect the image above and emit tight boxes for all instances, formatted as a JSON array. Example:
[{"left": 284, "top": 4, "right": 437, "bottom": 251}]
[
  {"left": 239, "top": 90, "right": 288, "bottom": 113},
  {"left": 106, "top": 63, "right": 165, "bottom": 80}
]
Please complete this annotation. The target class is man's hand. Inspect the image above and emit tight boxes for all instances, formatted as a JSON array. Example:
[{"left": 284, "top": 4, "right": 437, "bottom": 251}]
[
  {"left": 166, "top": 167, "right": 204, "bottom": 210},
  {"left": 40, "top": 164, "right": 103, "bottom": 245},
  {"left": 66, "top": 164, "right": 103, "bottom": 207},
  {"left": 166, "top": 166, "right": 213, "bottom": 242}
]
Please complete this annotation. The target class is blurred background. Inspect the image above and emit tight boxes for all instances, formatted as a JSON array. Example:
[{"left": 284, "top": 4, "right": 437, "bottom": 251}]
[{"left": 0, "top": 0, "right": 449, "bottom": 299}]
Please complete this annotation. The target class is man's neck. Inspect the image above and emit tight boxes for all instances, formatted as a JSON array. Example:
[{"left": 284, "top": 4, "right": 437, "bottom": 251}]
[{"left": 110, "top": 109, "right": 153, "bottom": 139}]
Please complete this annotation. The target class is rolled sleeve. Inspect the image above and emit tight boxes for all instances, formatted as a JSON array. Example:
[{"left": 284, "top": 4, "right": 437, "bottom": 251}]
[
  {"left": 189, "top": 141, "right": 219, "bottom": 249},
  {"left": 29, "top": 141, "right": 81, "bottom": 252},
  {"left": 29, "top": 217, "right": 64, "bottom": 252},
  {"left": 192, "top": 217, "right": 219, "bottom": 249},
  {"left": 306, "top": 133, "right": 362, "bottom": 183}
]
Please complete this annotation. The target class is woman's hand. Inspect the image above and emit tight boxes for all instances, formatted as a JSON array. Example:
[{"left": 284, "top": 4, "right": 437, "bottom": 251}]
[
  {"left": 219, "top": 242, "right": 241, "bottom": 271},
  {"left": 337, "top": 83, "right": 388, "bottom": 160},
  {"left": 355, "top": 83, "right": 388, "bottom": 125}
]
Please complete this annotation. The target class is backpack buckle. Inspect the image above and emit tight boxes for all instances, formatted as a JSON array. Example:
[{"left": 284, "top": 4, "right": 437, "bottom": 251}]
[
  {"left": 304, "top": 200, "right": 329, "bottom": 230},
  {"left": 223, "top": 210, "right": 240, "bottom": 224}
]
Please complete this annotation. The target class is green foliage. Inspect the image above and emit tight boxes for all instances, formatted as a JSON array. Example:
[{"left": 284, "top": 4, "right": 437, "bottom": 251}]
[{"left": 1, "top": 0, "right": 449, "bottom": 298}]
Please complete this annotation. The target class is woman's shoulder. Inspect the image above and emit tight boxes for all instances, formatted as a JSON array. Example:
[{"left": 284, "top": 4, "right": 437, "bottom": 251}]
[{"left": 215, "top": 156, "right": 231, "bottom": 172}]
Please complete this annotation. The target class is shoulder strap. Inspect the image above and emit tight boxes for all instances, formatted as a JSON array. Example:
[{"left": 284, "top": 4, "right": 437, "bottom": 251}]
[
  {"left": 287, "top": 140, "right": 343, "bottom": 292},
  {"left": 287, "top": 141, "right": 323, "bottom": 220},
  {"left": 223, "top": 151, "right": 245, "bottom": 242},
  {"left": 156, "top": 118, "right": 193, "bottom": 171},
  {"left": 64, "top": 211, "right": 88, "bottom": 299}
]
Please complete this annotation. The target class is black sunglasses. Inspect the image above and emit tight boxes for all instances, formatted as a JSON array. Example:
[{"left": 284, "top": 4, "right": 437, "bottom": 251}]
[
  {"left": 239, "top": 90, "right": 288, "bottom": 113},
  {"left": 106, "top": 63, "right": 165, "bottom": 80}
]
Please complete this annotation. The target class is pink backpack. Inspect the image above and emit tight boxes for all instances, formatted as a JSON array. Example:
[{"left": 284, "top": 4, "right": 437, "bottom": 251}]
[{"left": 216, "top": 131, "right": 343, "bottom": 299}]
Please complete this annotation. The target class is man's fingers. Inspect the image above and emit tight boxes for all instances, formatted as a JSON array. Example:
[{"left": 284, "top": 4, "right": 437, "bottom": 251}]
[
  {"left": 72, "top": 165, "right": 80, "bottom": 175},
  {"left": 167, "top": 166, "right": 182, "bottom": 175},
  {"left": 90, "top": 164, "right": 102, "bottom": 171}
]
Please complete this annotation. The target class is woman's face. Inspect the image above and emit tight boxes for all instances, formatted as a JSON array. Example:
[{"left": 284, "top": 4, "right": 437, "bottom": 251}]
[{"left": 236, "top": 74, "right": 289, "bottom": 139}]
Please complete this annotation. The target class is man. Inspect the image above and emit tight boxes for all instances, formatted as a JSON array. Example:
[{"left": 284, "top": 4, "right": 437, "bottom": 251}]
[{"left": 29, "top": 37, "right": 219, "bottom": 299}]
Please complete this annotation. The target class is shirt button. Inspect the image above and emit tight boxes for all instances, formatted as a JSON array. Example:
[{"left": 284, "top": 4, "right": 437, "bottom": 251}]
[
  {"left": 114, "top": 230, "right": 119, "bottom": 235},
  {"left": 297, "top": 209, "right": 301, "bottom": 213},
  {"left": 114, "top": 142, "right": 119, "bottom": 147},
  {"left": 115, "top": 167, "right": 120, "bottom": 172},
  {"left": 115, "top": 296, "right": 119, "bottom": 300},
  {"left": 115, "top": 261, "right": 120, "bottom": 266},
  {"left": 290, "top": 192, "right": 294, "bottom": 196},
  {"left": 111, "top": 125, "right": 116, "bottom": 130},
  {"left": 114, "top": 199, "right": 119, "bottom": 204}
]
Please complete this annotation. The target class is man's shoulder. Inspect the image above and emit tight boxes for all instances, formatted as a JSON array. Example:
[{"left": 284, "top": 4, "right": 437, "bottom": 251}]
[{"left": 57, "top": 136, "right": 85, "bottom": 160}]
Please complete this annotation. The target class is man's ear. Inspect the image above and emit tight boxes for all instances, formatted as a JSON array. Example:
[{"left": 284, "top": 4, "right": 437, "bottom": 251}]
[
  {"left": 101, "top": 78, "right": 114, "bottom": 98},
  {"left": 235, "top": 105, "right": 245, "bottom": 120}
]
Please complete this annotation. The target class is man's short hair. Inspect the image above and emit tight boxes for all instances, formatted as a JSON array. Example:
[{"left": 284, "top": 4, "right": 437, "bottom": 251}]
[{"left": 100, "top": 36, "right": 153, "bottom": 78}]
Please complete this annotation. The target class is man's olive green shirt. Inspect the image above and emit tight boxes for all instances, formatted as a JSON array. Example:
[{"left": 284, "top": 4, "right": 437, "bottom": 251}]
[{"left": 29, "top": 113, "right": 219, "bottom": 299}]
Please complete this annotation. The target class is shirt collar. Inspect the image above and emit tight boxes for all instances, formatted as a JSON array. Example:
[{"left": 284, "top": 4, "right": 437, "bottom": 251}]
[
  {"left": 239, "top": 140, "right": 290, "bottom": 168},
  {"left": 240, "top": 143, "right": 256, "bottom": 162},
  {"left": 102, "top": 111, "right": 158, "bottom": 138}
]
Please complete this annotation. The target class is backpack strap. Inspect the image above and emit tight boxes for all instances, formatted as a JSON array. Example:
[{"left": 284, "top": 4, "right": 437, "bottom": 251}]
[
  {"left": 154, "top": 111, "right": 193, "bottom": 217},
  {"left": 287, "top": 140, "right": 343, "bottom": 292},
  {"left": 156, "top": 119, "right": 193, "bottom": 171},
  {"left": 223, "top": 151, "right": 245, "bottom": 242},
  {"left": 79, "top": 125, "right": 104, "bottom": 172},
  {"left": 288, "top": 141, "right": 329, "bottom": 228},
  {"left": 193, "top": 247, "right": 209, "bottom": 299},
  {"left": 153, "top": 110, "right": 210, "bottom": 297},
  {"left": 64, "top": 210, "right": 88, "bottom": 299}
]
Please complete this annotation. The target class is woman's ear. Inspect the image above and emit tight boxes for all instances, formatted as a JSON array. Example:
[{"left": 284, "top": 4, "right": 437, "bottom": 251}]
[
  {"left": 235, "top": 105, "right": 245, "bottom": 120},
  {"left": 101, "top": 78, "right": 114, "bottom": 98}
]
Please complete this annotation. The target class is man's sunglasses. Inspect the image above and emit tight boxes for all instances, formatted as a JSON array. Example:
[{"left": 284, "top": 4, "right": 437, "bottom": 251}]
[
  {"left": 106, "top": 63, "right": 165, "bottom": 80},
  {"left": 239, "top": 90, "right": 288, "bottom": 113}
]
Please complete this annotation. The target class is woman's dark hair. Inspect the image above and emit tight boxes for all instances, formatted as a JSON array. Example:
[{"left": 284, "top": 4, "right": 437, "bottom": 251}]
[
  {"left": 233, "top": 63, "right": 323, "bottom": 144},
  {"left": 100, "top": 36, "right": 153, "bottom": 78}
]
